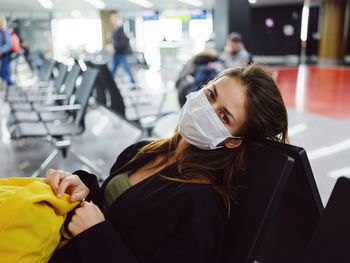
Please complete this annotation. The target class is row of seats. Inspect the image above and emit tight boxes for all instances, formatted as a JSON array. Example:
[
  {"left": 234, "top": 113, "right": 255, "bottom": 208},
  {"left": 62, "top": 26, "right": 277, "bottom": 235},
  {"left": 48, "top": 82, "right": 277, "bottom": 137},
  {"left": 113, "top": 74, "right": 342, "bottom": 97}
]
[
  {"left": 3, "top": 57, "right": 348, "bottom": 262},
  {"left": 6, "top": 60, "right": 99, "bottom": 177},
  {"left": 5, "top": 58, "right": 174, "bottom": 178}
]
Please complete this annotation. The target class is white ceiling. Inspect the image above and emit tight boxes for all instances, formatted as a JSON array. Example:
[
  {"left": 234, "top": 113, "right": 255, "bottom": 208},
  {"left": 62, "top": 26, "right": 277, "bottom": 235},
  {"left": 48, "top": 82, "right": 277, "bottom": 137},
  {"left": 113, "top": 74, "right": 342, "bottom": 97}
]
[
  {"left": 0, "top": 0, "right": 216, "bottom": 12},
  {"left": 0, "top": 0, "right": 321, "bottom": 13},
  {"left": 250, "top": 0, "right": 321, "bottom": 7}
]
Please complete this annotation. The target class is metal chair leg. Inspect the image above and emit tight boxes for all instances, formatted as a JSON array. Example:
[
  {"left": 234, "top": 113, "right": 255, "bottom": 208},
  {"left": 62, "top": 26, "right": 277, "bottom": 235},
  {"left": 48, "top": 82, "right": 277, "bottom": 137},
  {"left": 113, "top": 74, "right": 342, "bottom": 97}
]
[
  {"left": 31, "top": 149, "right": 59, "bottom": 177},
  {"left": 69, "top": 148, "right": 103, "bottom": 176}
]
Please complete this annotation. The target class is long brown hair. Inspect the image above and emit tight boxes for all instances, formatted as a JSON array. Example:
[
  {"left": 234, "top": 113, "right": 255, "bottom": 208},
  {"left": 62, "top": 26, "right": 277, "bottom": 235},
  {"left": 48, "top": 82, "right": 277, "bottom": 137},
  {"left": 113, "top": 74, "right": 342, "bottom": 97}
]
[{"left": 134, "top": 64, "right": 289, "bottom": 213}]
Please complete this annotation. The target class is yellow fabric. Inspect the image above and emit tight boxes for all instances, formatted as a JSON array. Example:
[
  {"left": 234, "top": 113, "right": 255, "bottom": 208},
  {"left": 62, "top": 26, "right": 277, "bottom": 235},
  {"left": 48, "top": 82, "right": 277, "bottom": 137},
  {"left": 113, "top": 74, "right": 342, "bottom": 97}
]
[{"left": 0, "top": 177, "right": 79, "bottom": 263}]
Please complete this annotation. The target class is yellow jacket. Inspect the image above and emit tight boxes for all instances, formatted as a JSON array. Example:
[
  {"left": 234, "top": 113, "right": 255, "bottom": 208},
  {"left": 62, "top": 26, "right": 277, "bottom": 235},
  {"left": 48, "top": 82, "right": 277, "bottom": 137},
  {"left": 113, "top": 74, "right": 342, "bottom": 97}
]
[{"left": 0, "top": 177, "right": 79, "bottom": 263}]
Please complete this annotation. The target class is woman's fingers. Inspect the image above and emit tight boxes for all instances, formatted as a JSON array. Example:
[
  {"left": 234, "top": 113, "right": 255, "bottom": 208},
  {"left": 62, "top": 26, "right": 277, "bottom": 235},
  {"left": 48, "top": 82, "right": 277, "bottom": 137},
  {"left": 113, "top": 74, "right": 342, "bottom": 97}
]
[
  {"left": 45, "top": 169, "right": 89, "bottom": 202},
  {"left": 71, "top": 191, "right": 83, "bottom": 202},
  {"left": 56, "top": 176, "right": 72, "bottom": 198},
  {"left": 68, "top": 201, "right": 105, "bottom": 236},
  {"left": 45, "top": 169, "right": 71, "bottom": 196}
]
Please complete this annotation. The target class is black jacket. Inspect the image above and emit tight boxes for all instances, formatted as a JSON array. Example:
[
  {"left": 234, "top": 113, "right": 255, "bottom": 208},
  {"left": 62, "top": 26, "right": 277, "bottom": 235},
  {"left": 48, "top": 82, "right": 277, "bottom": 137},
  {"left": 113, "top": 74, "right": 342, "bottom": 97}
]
[
  {"left": 113, "top": 27, "right": 132, "bottom": 55},
  {"left": 50, "top": 141, "right": 227, "bottom": 263}
]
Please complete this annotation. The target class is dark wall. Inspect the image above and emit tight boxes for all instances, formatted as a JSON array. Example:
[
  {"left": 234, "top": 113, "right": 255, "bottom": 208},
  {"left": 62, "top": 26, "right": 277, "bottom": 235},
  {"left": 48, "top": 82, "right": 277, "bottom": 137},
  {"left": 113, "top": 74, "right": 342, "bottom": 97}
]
[
  {"left": 306, "top": 7, "right": 320, "bottom": 55},
  {"left": 229, "top": 0, "right": 303, "bottom": 55},
  {"left": 346, "top": 12, "right": 350, "bottom": 54}
]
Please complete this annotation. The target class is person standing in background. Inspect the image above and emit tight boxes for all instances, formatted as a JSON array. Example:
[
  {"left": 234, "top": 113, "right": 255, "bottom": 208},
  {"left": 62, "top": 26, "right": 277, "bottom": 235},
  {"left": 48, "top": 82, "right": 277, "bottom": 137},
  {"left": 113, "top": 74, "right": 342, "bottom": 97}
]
[
  {"left": 0, "top": 15, "right": 14, "bottom": 87},
  {"left": 109, "top": 11, "right": 135, "bottom": 83},
  {"left": 218, "top": 32, "right": 250, "bottom": 70},
  {"left": 193, "top": 32, "right": 251, "bottom": 91}
]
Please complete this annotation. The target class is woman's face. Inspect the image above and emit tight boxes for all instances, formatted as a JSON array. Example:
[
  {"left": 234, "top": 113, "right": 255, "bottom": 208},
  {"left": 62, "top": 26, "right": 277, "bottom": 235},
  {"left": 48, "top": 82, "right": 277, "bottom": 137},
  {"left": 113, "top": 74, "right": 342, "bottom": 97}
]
[{"left": 204, "top": 76, "right": 247, "bottom": 137}]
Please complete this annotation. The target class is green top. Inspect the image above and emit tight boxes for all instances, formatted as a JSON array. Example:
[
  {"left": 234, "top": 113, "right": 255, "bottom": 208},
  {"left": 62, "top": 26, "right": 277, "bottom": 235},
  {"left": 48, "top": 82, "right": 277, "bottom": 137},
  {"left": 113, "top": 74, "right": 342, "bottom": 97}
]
[{"left": 104, "top": 172, "right": 132, "bottom": 211}]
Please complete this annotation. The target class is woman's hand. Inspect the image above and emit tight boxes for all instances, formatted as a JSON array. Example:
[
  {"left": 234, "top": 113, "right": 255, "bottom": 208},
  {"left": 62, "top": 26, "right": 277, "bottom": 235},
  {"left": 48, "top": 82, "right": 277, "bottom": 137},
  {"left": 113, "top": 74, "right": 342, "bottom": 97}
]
[
  {"left": 44, "top": 169, "right": 89, "bottom": 202},
  {"left": 68, "top": 201, "right": 105, "bottom": 237}
]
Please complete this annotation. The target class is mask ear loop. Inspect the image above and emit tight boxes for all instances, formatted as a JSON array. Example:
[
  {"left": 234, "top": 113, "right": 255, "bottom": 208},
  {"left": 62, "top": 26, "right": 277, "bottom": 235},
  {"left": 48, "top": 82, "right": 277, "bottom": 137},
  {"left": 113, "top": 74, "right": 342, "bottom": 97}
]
[{"left": 216, "top": 136, "right": 245, "bottom": 148}]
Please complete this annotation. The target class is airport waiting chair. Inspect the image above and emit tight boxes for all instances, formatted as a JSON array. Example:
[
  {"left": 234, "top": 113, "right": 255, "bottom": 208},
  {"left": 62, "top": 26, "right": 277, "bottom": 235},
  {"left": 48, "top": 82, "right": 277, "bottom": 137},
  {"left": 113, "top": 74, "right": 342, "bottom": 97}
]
[
  {"left": 221, "top": 140, "right": 323, "bottom": 263},
  {"left": 8, "top": 62, "right": 69, "bottom": 109},
  {"left": 255, "top": 140, "right": 324, "bottom": 263},
  {"left": 302, "top": 177, "right": 350, "bottom": 263},
  {"left": 127, "top": 51, "right": 149, "bottom": 70},
  {"left": 150, "top": 112, "right": 323, "bottom": 262},
  {"left": 220, "top": 141, "right": 294, "bottom": 263},
  {"left": 88, "top": 61, "right": 171, "bottom": 136},
  {"left": 5, "top": 59, "right": 56, "bottom": 102},
  {"left": 8, "top": 64, "right": 81, "bottom": 125},
  {"left": 11, "top": 67, "right": 100, "bottom": 178}
]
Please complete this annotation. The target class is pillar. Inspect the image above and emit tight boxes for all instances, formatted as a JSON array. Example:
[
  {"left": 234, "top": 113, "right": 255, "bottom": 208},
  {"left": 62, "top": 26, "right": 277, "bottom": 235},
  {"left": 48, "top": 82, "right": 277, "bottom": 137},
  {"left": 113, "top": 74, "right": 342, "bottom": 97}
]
[
  {"left": 318, "top": 0, "right": 348, "bottom": 64},
  {"left": 100, "top": 10, "right": 115, "bottom": 48}
]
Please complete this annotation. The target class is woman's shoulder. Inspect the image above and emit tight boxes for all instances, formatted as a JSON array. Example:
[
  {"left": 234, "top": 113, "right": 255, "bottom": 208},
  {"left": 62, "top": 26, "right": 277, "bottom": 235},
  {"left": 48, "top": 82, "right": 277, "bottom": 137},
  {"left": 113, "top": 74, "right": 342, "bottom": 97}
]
[{"left": 122, "top": 140, "right": 151, "bottom": 155}]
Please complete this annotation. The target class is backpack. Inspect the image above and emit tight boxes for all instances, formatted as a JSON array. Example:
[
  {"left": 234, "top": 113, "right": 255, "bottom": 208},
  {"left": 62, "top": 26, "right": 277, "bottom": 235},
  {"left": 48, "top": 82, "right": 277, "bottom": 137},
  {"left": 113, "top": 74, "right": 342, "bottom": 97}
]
[
  {"left": 10, "top": 32, "right": 20, "bottom": 53},
  {"left": 115, "top": 27, "right": 132, "bottom": 55},
  {"left": 0, "top": 177, "right": 80, "bottom": 263}
]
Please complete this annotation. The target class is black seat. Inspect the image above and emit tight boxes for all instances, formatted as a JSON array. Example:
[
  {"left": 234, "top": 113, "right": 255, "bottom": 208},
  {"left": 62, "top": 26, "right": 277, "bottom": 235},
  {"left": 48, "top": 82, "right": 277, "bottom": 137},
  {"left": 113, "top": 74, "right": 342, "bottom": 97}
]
[
  {"left": 220, "top": 141, "right": 294, "bottom": 262},
  {"left": 11, "top": 67, "right": 99, "bottom": 177},
  {"left": 302, "top": 177, "right": 350, "bottom": 263},
  {"left": 255, "top": 140, "right": 324, "bottom": 263},
  {"left": 5, "top": 59, "right": 56, "bottom": 102},
  {"left": 8, "top": 62, "right": 72, "bottom": 112},
  {"left": 8, "top": 64, "right": 81, "bottom": 124}
]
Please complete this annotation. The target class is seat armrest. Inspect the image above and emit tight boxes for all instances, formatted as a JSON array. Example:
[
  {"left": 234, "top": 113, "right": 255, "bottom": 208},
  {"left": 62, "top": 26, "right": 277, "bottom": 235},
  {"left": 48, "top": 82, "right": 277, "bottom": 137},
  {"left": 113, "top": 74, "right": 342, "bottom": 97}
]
[
  {"left": 36, "top": 104, "right": 82, "bottom": 112},
  {"left": 37, "top": 81, "right": 50, "bottom": 87},
  {"left": 29, "top": 94, "right": 67, "bottom": 102}
]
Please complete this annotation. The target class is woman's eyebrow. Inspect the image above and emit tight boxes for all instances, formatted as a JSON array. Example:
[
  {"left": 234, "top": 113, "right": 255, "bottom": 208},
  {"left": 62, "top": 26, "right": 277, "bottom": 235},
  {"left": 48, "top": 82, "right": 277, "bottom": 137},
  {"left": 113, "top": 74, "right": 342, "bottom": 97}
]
[
  {"left": 213, "top": 84, "right": 218, "bottom": 97},
  {"left": 213, "top": 84, "right": 236, "bottom": 122}
]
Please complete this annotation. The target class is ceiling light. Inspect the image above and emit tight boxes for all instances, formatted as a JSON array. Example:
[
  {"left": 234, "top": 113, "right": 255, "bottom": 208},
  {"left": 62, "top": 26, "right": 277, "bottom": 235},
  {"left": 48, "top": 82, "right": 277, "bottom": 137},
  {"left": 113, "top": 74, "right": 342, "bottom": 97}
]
[
  {"left": 128, "top": 0, "right": 154, "bottom": 8},
  {"left": 84, "top": 0, "right": 106, "bottom": 9},
  {"left": 248, "top": 0, "right": 257, "bottom": 4},
  {"left": 37, "top": 0, "right": 53, "bottom": 9},
  {"left": 177, "top": 0, "right": 204, "bottom": 7}
]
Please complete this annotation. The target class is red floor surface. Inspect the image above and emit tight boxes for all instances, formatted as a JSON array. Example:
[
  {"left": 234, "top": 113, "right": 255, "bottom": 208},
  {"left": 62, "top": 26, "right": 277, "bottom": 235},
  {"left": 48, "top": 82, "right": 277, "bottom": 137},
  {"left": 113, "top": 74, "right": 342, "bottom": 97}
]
[{"left": 270, "top": 65, "right": 350, "bottom": 119}]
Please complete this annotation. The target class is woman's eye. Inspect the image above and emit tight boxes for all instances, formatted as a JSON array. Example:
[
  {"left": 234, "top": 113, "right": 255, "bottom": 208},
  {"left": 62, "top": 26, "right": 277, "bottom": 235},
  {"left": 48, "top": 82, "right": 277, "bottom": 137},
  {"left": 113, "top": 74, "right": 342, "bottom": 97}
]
[
  {"left": 220, "top": 112, "right": 229, "bottom": 123},
  {"left": 207, "top": 90, "right": 215, "bottom": 100}
]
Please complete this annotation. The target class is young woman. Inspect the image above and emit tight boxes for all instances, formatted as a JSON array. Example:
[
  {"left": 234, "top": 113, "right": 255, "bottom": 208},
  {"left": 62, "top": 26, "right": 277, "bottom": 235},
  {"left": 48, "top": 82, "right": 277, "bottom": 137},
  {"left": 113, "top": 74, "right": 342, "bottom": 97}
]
[{"left": 47, "top": 64, "right": 288, "bottom": 263}]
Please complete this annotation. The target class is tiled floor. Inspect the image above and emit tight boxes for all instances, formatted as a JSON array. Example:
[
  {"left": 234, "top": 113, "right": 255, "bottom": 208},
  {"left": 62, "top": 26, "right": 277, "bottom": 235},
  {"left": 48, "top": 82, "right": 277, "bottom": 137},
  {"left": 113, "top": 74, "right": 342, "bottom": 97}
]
[
  {"left": 1, "top": 63, "right": 349, "bottom": 206},
  {"left": 274, "top": 65, "right": 350, "bottom": 119},
  {"left": 272, "top": 65, "right": 350, "bottom": 204}
]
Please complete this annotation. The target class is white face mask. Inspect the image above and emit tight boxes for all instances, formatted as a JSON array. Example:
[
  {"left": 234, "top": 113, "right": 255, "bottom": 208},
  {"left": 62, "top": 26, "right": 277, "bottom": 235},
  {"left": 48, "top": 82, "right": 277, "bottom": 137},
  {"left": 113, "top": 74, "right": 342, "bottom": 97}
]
[{"left": 178, "top": 89, "right": 243, "bottom": 150}]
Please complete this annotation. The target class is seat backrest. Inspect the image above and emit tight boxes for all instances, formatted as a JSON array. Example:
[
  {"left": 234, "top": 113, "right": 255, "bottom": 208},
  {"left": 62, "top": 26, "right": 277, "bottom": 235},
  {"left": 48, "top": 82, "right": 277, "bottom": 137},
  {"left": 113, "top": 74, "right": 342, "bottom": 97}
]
[
  {"left": 220, "top": 141, "right": 294, "bottom": 263},
  {"left": 88, "top": 62, "right": 126, "bottom": 118},
  {"left": 302, "top": 177, "right": 350, "bottom": 263},
  {"left": 255, "top": 140, "right": 324, "bottom": 263},
  {"left": 61, "top": 64, "right": 81, "bottom": 99},
  {"left": 74, "top": 67, "right": 99, "bottom": 109},
  {"left": 38, "top": 60, "right": 55, "bottom": 82},
  {"left": 101, "top": 65, "right": 126, "bottom": 118},
  {"left": 87, "top": 61, "right": 107, "bottom": 106},
  {"left": 68, "top": 67, "right": 98, "bottom": 131},
  {"left": 54, "top": 63, "right": 68, "bottom": 89}
]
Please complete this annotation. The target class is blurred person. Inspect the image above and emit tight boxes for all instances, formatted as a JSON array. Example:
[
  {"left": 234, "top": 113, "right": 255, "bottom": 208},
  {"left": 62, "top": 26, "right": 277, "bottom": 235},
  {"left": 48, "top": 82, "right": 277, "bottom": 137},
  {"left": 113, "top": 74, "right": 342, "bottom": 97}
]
[
  {"left": 217, "top": 32, "right": 250, "bottom": 70},
  {"left": 20, "top": 39, "right": 34, "bottom": 70},
  {"left": 40, "top": 64, "right": 289, "bottom": 262},
  {"left": 109, "top": 11, "right": 135, "bottom": 83},
  {"left": 8, "top": 27, "right": 20, "bottom": 75},
  {"left": 20, "top": 39, "right": 44, "bottom": 71},
  {"left": 0, "top": 15, "right": 14, "bottom": 86},
  {"left": 175, "top": 49, "right": 218, "bottom": 107},
  {"left": 194, "top": 32, "right": 251, "bottom": 91}
]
